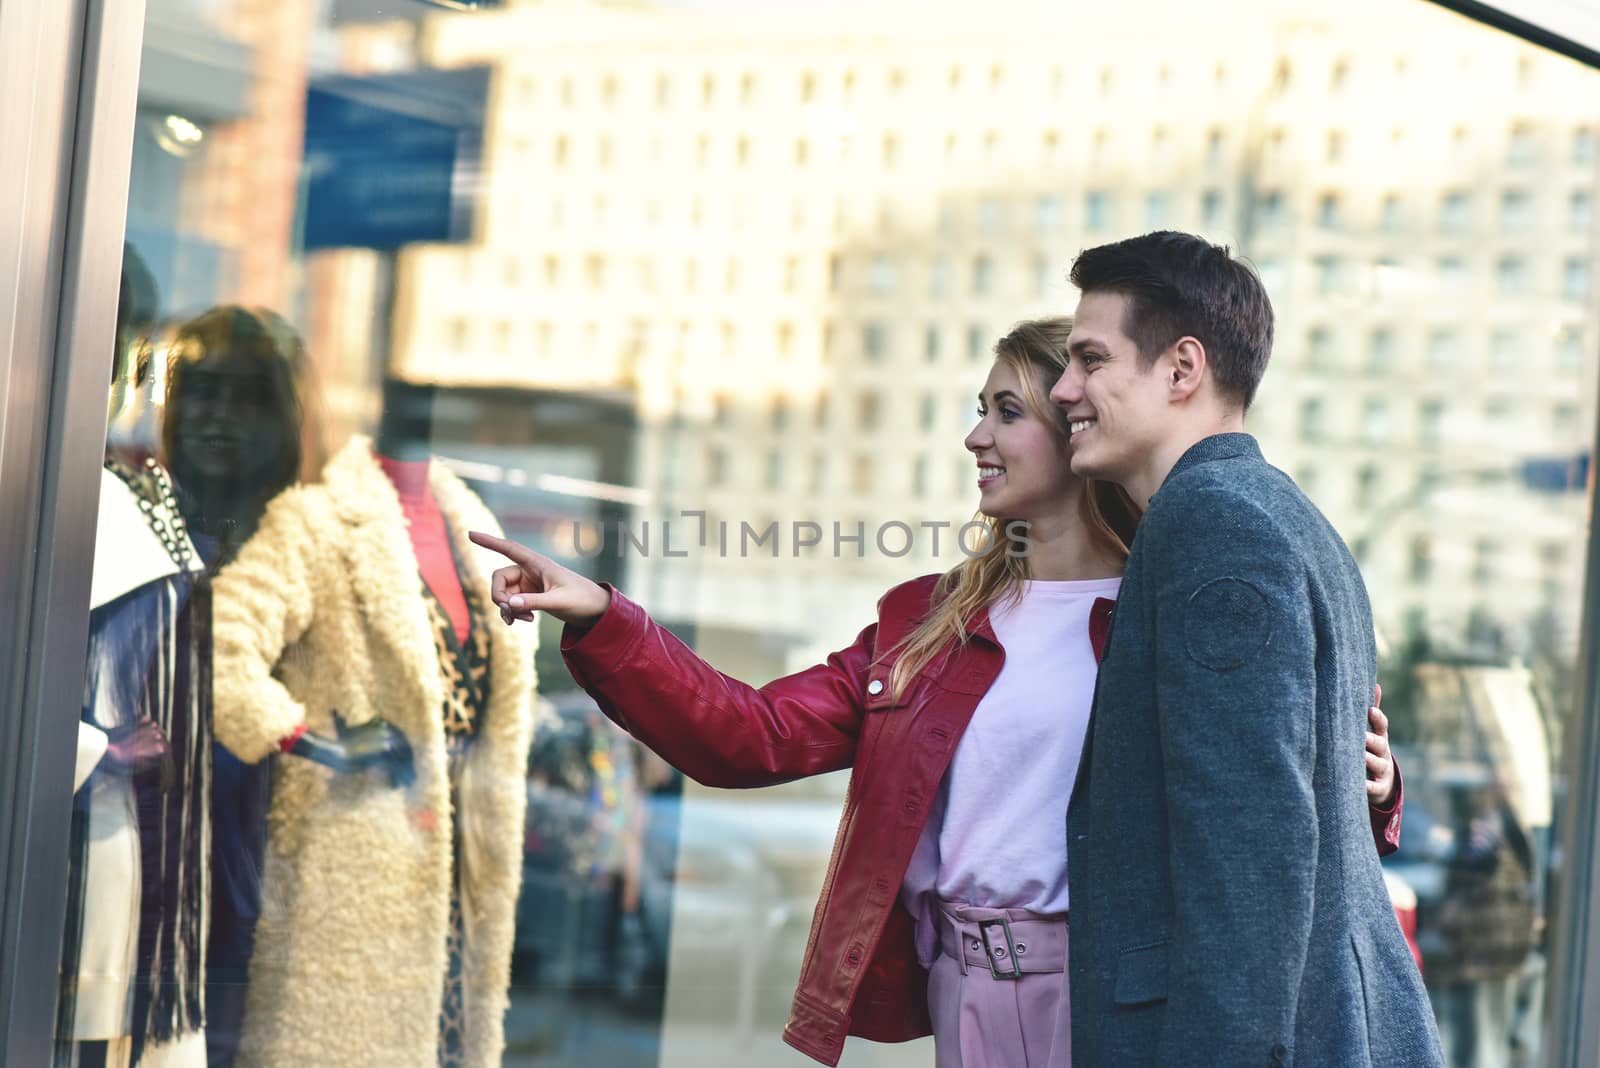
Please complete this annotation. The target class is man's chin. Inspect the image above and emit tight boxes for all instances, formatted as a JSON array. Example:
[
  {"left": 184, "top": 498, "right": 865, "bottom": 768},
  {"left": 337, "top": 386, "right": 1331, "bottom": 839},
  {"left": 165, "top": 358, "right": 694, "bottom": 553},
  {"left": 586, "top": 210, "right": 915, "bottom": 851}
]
[{"left": 1068, "top": 449, "right": 1110, "bottom": 481}]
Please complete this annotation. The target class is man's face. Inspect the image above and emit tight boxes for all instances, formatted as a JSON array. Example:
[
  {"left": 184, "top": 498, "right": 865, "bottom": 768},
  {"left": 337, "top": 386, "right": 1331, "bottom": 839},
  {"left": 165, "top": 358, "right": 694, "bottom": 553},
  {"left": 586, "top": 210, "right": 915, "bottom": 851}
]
[{"left": 1050, "top": 290, "right": 1172, "bottom": 484}]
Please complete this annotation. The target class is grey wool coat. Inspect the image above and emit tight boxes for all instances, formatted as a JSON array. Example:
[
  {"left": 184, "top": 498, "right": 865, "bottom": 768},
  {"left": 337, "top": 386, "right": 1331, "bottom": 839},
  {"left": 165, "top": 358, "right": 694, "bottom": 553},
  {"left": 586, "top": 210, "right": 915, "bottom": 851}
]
[{"left": 1065, "top": 434, "right": 1444, "bottom": 1068}]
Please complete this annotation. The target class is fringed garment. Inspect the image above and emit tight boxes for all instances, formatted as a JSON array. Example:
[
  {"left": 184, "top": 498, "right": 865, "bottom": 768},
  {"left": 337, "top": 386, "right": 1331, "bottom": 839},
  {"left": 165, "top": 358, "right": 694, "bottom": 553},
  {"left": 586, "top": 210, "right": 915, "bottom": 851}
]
[{"left": 57, "top": 460, "right": 211, "bottom": 1067}]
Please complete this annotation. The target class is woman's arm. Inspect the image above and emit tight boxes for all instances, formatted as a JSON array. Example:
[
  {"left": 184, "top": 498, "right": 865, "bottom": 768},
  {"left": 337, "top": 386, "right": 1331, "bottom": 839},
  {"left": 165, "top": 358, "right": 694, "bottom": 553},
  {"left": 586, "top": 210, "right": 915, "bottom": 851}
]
[
  {"left": 471, "top": 532, "right": 874, "bottom": 788},
  {"left": 562, "top": 586, "right": 871, "bottom": 787}
]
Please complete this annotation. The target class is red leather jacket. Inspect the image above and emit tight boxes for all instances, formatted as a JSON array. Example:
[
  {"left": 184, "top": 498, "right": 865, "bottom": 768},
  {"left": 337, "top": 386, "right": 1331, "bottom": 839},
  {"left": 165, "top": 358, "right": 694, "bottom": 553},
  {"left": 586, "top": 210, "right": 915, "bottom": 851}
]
[{"left": 561, "top": 575, "right": 1403, "bottom": 1066}]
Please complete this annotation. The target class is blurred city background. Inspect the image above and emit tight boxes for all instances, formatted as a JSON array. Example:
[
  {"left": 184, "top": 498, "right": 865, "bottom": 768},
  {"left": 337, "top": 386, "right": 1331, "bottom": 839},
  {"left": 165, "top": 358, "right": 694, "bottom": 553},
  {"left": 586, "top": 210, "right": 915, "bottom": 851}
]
[{"left": 104, "top": 0, "right": 1599, "bottom": 1063}]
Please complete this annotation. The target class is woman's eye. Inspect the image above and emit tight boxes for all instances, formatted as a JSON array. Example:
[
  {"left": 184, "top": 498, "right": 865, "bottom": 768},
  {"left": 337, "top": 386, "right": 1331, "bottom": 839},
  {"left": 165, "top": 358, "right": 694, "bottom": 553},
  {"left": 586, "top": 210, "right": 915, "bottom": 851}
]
[
  {"left": 1000, "top": 407, "right": 1021, "bottom": 420},
  {"left": 976, "top": 407, "right": 988, "bottom": 418}
]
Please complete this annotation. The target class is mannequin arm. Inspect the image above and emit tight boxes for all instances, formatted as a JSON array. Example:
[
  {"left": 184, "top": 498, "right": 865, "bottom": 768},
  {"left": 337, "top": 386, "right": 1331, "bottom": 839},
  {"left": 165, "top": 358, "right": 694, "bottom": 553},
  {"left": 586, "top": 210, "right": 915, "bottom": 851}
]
[{"left": 211, "top": 486, "right": 322, "bottom": 763}]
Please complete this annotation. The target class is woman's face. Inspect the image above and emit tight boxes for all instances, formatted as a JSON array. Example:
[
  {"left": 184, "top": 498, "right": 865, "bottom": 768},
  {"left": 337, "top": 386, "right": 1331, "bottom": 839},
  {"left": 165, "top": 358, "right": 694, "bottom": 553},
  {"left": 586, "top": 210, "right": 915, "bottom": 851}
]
[
  {"left": 171, "top": 351, "right": 287, "bottom": 486},
  {"left": 963, "top": 359, "right": 1080, "bottom": 523}
]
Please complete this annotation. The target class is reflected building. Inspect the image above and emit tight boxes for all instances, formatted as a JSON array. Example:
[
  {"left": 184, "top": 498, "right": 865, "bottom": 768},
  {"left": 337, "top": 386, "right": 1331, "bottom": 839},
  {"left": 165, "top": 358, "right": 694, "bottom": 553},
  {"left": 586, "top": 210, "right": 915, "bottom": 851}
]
[{"left": 375, "top": 0, "right": 1600, "bottom": 669}]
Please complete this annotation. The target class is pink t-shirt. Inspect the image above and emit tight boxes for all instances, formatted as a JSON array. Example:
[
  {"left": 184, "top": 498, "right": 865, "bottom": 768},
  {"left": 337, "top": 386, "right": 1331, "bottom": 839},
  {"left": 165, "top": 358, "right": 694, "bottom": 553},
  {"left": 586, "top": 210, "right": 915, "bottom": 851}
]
[{"left": 900, "top": 577, "right": 1121, "bottom": 965}]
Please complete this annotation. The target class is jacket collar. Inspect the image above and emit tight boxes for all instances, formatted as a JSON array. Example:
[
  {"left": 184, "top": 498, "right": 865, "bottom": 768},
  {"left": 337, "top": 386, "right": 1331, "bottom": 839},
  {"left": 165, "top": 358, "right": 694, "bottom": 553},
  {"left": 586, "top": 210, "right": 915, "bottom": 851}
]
[{"left": 1152, "top": 432, "right": 1261, "bottom": 503}]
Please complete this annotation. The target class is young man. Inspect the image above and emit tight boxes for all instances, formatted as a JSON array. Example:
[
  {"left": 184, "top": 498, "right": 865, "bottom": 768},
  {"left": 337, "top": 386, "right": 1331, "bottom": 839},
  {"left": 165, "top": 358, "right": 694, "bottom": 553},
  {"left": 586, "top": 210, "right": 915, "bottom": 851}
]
[{"left": 1049, "top": 231, "right": 1444, "bottom": 1067}]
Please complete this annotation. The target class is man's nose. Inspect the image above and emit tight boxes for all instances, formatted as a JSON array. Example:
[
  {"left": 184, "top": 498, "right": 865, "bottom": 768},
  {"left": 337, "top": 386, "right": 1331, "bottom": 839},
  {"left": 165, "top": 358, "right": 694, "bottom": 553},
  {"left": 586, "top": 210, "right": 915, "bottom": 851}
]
[{"left": 1049, "top": 365, "right": 1082, "bottom": 406}]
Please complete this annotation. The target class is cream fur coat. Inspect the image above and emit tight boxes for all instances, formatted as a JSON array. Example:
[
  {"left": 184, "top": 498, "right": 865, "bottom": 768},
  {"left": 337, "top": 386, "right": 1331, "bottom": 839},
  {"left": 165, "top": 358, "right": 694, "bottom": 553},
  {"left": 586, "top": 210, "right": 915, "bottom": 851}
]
[{"left": 211, "top": 438, "right": 538, "bottom": 1068}]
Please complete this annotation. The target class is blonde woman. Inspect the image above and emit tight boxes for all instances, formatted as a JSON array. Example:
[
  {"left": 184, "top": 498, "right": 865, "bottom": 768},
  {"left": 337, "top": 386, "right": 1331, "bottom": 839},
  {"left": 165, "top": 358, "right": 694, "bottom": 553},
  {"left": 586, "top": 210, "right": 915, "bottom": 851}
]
[{"left": 471, "top": 318, "right": 1401, "bottom": 1068}]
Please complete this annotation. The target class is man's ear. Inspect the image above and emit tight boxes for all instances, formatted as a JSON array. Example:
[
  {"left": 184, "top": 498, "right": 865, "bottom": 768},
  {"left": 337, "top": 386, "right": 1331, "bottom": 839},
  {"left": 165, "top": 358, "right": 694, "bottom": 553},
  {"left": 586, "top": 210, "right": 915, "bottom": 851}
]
[{"left": 1168, "top": 336, "right": 1207, "bottom": 402}]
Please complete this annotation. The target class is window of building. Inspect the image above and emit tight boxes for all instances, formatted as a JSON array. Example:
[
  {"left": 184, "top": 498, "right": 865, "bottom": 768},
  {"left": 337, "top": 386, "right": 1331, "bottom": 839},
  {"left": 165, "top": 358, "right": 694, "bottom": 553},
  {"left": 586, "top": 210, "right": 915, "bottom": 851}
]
[
  {"left": 1419, "top": 399, "right": 1445, "bottom": 446},
  {"left": 1085, "top": 190, "right": 1110, "bottom": 230},
  {"left": 1314, "top": 255, "right": 1341, "bottom": 295},
  {"left": 1261, "top": 190, "right": 1286, "bottom": 227},
  {"left": 1409, "top": 535, "right": 1434, "bottom": 582},
  {"left": 1436, "top": 256, "right": 1466, "bottom": 290},
  {"left": 1361, "top": 398, "right": 1389, "bottom": 443},
  {"left": 1427, "top": 329, "right": 1461, "bottom": 367},
  {"left": 863, "top": 322, "right": 888, "bottom": 361},
  {"left": 972, "top": 255, "right": 994, "bottom": 296},
  {"left": 919, "top": 393, "right": 937, "bottom": 431},
  {"left": 1299, "top": 397, "right": 1325, "bottom": 441},
  {"left": 1206, "top": 128, "right": 1225, "bottom": 165},
  {"left": 1318, "top": 193, "right": 1341, "bottom": 229},
  {"left": 1490, "top": 329, "right": 1519, "bottom": 368},
  {"left": 967, "top": 323, "right": 988, "bottom": 362},
  {"left": 1558, "top": 326, "right": 1585, "bottom": 370},
  {"left": 977, "top": 199, "right": 1003, "bottom": 233},
  {"left": 1201, "top": 189, "right": 1224, "bottom": 230},
  {"left": 1033, "top": 256, "right": 1053, "bottom": 298},
  {"left": 1367, "top": 328, "right": 1395, "bottom": 373},
  {"left": 868, "top": 255, "right": 898, "bottom": 296},
  {"left": 1508, "top": 122, "right": 1536, "bottom": 165},
  {"left": 1355, "top": 465, "right": 1379, "bottom": 509},
  {"left": 929, "top": 256, "right": 951, "bottom": 298},
  {"left": 1496, "top": 255, "right": 1527, "bottom": 293},
  {"left": 858, "top": 392, "right": 881, "bottom": 431},
  {"left": 1574, "top": 126, "right": 1596, "bottom": 165},
  {"left": 1380, "top": 193, "right": 1404, "bottom": 232},
  {"left": 1566, "top": 258, "right": 1590, "bottom": 299},
  {"left": 1145, "top": 192, "right": 1171, "bottom": 229},
  {"left": 1500, "top": 189, "right": 1532, "bottom": 230},
  {"left": 1571, "top": 191, "right": 1592, "bottom": 232},
  {"left": 1439, "top": 190, "right": 1471, "bottom": 231},
  {"left": 1307, "top": 326, "right": 1335, "bottom": 369},
  {"left": 851, "top": 455, "right": 873, "bottom": 494},
  {"left": 924, "top": 324, "right": 941, "bottom": 363},
  {"left": 1036, "top": 195, "right": 1062, "bottom": 229}
]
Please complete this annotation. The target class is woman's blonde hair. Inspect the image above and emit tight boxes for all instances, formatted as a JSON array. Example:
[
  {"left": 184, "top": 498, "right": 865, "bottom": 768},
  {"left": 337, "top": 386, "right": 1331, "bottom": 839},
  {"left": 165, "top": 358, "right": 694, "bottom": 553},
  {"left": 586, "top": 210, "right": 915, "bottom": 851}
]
[{"left": 885, "top": 317, "right": 1140, "bottom": 701}]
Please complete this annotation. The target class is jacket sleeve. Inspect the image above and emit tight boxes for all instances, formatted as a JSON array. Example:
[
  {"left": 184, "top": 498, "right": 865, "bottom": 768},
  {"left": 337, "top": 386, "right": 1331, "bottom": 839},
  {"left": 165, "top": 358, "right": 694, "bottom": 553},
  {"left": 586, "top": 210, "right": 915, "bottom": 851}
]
[
  {"left": 561, "top": 586, "right": 872, "bottom": 788},
  {"left": 1150, "top": 501, "right": 1320, "bottom": 1064},
  {"left": 210, "top": 488, "right": 321, "bottom": 763},
  {"left": 1371, "top": 754, "right": 1404, "bottom": 857}
]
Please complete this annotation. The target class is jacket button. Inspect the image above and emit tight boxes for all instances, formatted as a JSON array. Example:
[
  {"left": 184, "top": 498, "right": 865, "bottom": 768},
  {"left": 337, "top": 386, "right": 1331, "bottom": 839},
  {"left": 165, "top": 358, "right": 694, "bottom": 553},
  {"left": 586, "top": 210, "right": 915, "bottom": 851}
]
[{"left": 867, "top": 679, "right": 885, "bottom": 696}]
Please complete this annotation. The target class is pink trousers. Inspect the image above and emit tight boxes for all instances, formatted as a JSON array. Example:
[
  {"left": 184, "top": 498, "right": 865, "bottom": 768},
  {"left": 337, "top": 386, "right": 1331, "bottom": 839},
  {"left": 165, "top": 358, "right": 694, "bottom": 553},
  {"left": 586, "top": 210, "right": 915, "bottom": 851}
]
[{"left": 928, "top": 902, "right": 1071, "bottom": 1068}]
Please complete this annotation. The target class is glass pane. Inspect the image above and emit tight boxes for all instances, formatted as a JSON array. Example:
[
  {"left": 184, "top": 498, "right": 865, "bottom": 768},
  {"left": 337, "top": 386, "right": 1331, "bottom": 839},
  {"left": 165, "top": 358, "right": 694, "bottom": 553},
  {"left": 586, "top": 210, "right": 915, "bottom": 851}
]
[{"left": 52, "top": 1, "right": 1600, "bottom": 1067}]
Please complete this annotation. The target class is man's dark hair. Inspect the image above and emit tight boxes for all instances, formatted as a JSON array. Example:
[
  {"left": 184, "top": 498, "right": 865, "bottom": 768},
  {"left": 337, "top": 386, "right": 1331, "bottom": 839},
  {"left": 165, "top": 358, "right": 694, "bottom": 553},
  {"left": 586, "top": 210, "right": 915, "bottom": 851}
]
[{"left": 1069, "top": 231, "right": 1274, "bottom": 410}]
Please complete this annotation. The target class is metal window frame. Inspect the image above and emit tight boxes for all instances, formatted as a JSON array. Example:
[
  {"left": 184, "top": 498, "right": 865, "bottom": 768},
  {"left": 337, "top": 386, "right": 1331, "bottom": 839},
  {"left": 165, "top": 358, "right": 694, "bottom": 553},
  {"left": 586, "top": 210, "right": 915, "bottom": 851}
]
[{"left": 0, "top": 0, "right": 147, "bottom": 1062}]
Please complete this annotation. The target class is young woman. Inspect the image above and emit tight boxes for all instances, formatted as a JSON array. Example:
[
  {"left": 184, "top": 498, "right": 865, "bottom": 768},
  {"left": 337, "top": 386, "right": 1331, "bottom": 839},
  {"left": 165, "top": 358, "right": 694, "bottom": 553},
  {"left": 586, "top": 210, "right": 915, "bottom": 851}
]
[{"left": 470, "top": 317, "right": 1401, "bottom": 1068}]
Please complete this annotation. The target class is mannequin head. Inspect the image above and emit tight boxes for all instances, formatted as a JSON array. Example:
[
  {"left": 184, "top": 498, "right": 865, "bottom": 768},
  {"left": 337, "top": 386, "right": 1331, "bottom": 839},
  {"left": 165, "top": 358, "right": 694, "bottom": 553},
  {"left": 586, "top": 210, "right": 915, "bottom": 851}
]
[
  {"left": 162, "top": 305, "right": 324, "bottom": 533},
  {"left": 375, "top": 377, "right": 438, "bottom": 462}
]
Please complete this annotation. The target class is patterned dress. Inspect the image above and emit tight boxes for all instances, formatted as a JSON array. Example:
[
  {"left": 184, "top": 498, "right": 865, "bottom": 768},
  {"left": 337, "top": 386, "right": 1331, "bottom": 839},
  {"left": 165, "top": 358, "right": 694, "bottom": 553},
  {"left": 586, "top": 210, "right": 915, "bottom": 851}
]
[{"left": 422, "top": 538, "right": 494, "bottom": 1068}]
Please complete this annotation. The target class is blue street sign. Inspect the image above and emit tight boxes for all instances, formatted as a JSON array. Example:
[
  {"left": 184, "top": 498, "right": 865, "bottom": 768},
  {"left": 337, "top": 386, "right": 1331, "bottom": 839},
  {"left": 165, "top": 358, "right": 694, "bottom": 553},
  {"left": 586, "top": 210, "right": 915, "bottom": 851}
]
[{"left": 300, "top": 66, "right": 489, "bottom": 251}]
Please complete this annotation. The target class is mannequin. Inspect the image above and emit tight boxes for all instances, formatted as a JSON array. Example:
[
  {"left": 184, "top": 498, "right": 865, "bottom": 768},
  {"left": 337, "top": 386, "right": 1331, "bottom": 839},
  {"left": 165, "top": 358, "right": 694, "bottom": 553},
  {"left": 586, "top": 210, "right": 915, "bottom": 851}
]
[
  {"left": 159, "top": 305, "right": 327, "bottom": 1068},
  {"left": 57, "top": 245, "right": 211, "bottom": 1068},
  {"left": 209, "top": 376, "right": 538, "bottom": 1068}
]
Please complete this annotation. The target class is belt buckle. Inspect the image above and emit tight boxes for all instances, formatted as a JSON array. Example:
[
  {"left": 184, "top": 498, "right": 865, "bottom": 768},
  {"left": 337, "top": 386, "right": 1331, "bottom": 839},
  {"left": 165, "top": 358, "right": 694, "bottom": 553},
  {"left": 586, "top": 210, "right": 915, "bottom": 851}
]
[{"left": 979, "top": 918, "right": 1022, "bottom": 980}]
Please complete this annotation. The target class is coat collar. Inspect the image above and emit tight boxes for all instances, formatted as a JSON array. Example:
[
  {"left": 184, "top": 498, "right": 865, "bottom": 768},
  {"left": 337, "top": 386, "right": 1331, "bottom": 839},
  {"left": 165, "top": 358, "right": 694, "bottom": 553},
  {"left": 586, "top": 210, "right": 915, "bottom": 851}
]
[{"left": 1152, "top": 432, "right": 1261, "bottom": 503}]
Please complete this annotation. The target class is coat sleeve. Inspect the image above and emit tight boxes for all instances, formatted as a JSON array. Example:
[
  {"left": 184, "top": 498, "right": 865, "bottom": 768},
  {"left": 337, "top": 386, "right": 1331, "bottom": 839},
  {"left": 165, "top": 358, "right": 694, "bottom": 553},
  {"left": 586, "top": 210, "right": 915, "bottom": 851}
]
[
  {"left": 210, "top": 488, "right": 322, "bottom": 763},
  {"left": 1372, "top": 754, "right": 1404, "bottom": 857},
  {"left": 560, "top": 586, "right": 874, "bottom": 788},
  {"left": 1149, "top": 500, "right": 1321, "bottom": 1064}
]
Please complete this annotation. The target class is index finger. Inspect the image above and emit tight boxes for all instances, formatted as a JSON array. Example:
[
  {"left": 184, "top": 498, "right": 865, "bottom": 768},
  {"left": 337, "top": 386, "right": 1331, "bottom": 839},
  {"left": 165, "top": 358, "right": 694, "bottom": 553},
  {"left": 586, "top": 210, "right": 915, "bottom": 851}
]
[{"left": 470, "top": 530, "right": 535, "bottom": 566}]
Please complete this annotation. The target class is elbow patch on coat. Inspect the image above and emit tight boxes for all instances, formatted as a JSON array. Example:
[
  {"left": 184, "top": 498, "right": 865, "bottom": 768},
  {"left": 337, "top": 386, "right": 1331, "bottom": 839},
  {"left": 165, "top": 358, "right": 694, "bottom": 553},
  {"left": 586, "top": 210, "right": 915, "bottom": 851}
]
[{"left": 1184, "top": 577, "right": 1273, "bottom": 672}]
